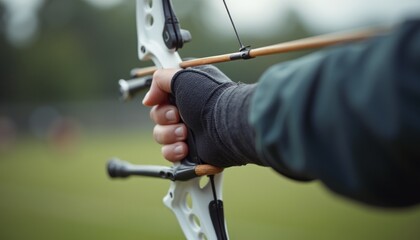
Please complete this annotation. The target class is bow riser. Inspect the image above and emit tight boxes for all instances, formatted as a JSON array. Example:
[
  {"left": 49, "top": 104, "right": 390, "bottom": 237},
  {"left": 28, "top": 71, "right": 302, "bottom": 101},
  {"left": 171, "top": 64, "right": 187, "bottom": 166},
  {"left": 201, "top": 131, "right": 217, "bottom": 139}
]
[
  {"left": 136, "top": 0, "right": 181, "bottom": 68},
  {"left": 136, "top": 0, "right": 228, "bottom": 239},
  {"left": 164, "top": 174, "right": 226, "bottom": 239}
]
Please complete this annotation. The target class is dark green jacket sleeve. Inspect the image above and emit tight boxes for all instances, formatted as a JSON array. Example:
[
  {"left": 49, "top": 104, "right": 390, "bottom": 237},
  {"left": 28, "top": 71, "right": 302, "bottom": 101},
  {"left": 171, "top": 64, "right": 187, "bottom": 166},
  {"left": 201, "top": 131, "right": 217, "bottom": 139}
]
[{"left": 249, "top": 19, "right": 420, "bottom": 207}]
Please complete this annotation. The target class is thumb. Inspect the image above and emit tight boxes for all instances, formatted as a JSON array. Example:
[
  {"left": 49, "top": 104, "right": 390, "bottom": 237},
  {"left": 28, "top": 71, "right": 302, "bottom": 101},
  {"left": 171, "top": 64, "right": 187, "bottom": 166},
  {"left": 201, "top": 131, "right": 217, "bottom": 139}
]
[{"left": 142, "top": 68, "right": 180, "bottom": 106}]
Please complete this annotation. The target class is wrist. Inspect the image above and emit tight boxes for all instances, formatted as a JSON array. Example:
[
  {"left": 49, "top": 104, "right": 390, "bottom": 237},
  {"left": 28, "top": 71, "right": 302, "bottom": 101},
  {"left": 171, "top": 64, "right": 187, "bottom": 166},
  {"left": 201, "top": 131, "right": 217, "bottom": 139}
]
[{"left": 211, "top": 83, "right": 263, "bottom": 166}]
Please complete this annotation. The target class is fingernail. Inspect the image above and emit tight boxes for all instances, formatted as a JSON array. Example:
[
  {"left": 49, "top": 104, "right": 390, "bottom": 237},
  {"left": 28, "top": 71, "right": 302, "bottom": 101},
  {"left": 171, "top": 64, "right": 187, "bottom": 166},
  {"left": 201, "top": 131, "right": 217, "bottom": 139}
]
[
  {"left": 174, "top": 127, "right": 184, "bottom": 137},
  {"left": 174, "top": 145, "right": 183, "bottom": 154},
  {"left": 165, "top": 110, "right": 176, "bottom": 121}
]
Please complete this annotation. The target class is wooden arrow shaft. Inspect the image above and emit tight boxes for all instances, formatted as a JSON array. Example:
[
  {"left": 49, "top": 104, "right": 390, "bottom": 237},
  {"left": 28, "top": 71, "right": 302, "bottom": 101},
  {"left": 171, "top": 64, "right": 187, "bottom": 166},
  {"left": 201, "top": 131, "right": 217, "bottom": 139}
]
[
  {"left": 249, "top": 28, "right": 387, "bottom": 57},
  {"left": 133, "top": 27, "right": 389, "bottom": 77}
]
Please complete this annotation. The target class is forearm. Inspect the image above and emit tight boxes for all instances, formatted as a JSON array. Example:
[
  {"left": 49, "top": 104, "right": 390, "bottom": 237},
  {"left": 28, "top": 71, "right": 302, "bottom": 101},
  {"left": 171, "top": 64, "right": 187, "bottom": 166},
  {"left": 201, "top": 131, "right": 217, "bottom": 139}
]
[{"left": 250, "top": 19, "right": 420, "bottom": 206}]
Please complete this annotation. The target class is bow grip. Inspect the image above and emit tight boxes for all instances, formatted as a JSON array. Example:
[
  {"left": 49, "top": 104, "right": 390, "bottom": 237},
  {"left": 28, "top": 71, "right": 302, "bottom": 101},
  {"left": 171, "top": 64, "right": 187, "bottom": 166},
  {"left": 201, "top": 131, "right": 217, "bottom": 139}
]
[{"left": 168, "top": 94, "right": 203, "bottom": 167}]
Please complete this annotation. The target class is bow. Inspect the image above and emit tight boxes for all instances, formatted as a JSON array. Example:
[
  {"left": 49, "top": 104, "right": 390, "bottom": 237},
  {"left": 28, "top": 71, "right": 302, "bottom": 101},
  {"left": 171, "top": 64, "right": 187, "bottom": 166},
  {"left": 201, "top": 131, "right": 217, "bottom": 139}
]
[
  {"left": 108, "top": 0, "right": 229, "bottom": 239},
  {"left": 107, "top": 1, "right": 388, "bottom": 239}
]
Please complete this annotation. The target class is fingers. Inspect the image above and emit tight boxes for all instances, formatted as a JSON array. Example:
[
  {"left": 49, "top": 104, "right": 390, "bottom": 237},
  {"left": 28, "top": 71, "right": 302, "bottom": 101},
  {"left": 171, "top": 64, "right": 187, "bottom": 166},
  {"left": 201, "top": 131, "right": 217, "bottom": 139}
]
[
  {"left": 161, "top": 142, "right": 188, "bottom": 162},
  {"left": 142, "top": 68, "right": 180, "bottom": 106},
  {"left": 157, "top": 126, "right": 188, "bottom": 162},
  {"left": 150, "top": 105, "right": 180, "bottom": 125},
  {"left": 143, "top": 68, "right": 186, "bottom": 163},
  {"left": 150, "top": 104, "right": 188, "bottom": 162},
  {"left": 153, "top": 124, "right": 187, "bottom": 144}
]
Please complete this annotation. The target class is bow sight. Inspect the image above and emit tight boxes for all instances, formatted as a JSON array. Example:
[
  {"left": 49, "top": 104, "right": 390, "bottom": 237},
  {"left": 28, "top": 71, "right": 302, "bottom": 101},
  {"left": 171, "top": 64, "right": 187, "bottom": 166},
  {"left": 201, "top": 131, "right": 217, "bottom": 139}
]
[{"left": 162, "top": 0, "right": 191, "bottom": 50}]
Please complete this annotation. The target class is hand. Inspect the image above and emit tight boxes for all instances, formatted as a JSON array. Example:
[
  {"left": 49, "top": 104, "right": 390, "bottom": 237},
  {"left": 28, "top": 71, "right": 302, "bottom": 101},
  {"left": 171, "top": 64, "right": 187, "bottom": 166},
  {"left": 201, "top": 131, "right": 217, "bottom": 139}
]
[
  {"left": 142, "top": 68, "right": 189, "bottom": 162},
  {"left": 143, "top": 65, "right": 259, "bottom": 167}
]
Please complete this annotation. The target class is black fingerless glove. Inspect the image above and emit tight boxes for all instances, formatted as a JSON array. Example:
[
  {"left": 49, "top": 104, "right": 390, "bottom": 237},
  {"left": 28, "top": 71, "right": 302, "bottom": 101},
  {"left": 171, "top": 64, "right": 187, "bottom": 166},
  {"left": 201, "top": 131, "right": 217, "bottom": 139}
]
[{"left": 171, "top": 65, "right": 265, "bottom": 167}]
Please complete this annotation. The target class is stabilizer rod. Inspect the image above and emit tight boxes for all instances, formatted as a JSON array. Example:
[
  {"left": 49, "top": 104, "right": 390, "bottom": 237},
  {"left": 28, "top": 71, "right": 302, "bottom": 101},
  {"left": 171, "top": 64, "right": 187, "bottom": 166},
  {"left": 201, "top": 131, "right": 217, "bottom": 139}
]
[
  {"left": 108, "top": 158, "right": 173, "bottom": 179},
  {"left": 107, "top": 158, "right": 223, "bottom": 181}
]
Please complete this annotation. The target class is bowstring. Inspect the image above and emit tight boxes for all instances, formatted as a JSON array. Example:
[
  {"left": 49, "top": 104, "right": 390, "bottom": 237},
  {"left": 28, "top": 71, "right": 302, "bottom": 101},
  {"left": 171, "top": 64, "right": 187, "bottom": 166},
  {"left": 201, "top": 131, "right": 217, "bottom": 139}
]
[{"left": 222, "top": 0, "right": 250, "bottom": 51}]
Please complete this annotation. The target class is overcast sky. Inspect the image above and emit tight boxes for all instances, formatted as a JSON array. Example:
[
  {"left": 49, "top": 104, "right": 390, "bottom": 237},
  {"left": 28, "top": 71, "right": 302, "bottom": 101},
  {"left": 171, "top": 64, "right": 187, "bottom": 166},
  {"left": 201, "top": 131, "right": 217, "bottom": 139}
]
[
  {"left": 2, "top": 0, "right": 420, "bottom": 46},
  {"left": 202, "top": 0, "right": 420, "bottom": 36}
]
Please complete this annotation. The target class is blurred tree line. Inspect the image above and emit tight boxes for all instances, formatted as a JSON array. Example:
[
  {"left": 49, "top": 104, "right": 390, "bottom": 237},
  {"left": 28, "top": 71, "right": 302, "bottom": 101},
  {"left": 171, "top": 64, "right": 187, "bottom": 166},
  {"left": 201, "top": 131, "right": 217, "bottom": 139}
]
[{"left": 0, "top": 0, "right": 311, "bottom": 104}]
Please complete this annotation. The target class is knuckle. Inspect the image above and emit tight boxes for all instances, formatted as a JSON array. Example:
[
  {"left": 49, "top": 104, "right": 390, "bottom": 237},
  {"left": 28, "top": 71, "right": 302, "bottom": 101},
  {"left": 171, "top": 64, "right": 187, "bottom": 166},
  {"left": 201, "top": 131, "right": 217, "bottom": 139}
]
[
  {"left": 161, "top": 143, "right": 187, "bottom": 162},
  {"left": 149, "top": 106, "right": 158, "bottom": 122},
  {"left": 161, "top": 145, "right": 175, "bottom": 161},
  {"left": 161, "top": 146, "right": 171, "bottom": 160},
  {"left": 152, "top": 69, "right": 163, "bottom": 81},
  {"left": 153, "top": 125, "right": 163, "bottom": 143}
]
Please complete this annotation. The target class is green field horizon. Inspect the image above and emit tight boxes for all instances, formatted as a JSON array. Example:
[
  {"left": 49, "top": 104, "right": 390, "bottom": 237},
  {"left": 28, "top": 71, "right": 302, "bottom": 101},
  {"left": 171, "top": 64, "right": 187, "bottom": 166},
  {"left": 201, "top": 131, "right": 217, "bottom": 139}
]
[{"left": 1, "top": 132, "right": 419, "bottom": 239}]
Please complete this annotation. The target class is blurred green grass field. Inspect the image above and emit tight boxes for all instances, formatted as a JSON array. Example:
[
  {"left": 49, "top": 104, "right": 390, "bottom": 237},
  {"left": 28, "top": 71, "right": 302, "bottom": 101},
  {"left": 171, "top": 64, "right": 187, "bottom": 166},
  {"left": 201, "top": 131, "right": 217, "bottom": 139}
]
[{"left": 1, "top": 131, "right": 419, "bottom": 240}]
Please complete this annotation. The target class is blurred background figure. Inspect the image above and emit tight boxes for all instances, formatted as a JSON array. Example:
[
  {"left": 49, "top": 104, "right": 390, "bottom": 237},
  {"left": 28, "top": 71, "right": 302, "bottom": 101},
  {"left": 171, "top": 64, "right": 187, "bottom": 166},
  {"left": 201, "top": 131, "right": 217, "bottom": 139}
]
[{"left": 47, "top": 116, "right": 80, "bottom": 151}]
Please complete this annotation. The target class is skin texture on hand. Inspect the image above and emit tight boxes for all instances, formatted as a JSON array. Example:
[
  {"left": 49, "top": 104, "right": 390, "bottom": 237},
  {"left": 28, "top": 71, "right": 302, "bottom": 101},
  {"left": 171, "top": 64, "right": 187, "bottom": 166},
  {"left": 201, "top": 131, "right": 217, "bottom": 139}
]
[
  {"left": 143, "top": 69, "right": 189, "bottom": 163},
  {"left": 143, "top": 66, "right": 261, "bottom": 168},
  {"left": 143, "top": 69, "right": 178, "bottom": 106}
]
